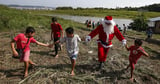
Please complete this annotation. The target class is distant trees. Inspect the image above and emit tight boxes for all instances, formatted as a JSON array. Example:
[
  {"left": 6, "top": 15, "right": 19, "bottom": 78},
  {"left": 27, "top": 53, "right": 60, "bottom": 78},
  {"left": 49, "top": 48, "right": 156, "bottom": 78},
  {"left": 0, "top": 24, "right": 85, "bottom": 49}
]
[
  {"left": 56, "top": 3, "right": 160, "bottom": 12},
  {"left": 117, "top": 3, "right": 160, "bottom": 12},
  {"left": 56, "top": 7, "right": 73, "bottom": 10},
  {"left": 129, "top": 12, "right": 148, "bottom": 31},
  {"left": 140, "top": 4, "right": 160, "bottom": 12}
]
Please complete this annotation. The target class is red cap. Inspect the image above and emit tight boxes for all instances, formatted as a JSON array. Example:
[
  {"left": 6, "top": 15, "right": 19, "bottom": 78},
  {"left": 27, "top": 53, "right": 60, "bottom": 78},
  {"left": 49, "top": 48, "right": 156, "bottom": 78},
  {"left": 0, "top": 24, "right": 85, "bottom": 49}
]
[{"left": 105, "top": 16, "right": 112, "bottom": 20}]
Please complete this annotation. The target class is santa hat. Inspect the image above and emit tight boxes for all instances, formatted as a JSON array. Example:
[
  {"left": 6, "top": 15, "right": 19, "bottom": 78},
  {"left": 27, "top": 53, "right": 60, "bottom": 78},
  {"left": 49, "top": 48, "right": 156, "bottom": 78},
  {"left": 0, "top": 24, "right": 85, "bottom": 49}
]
[{"left": 104, "top": 16, "right": 115, "bottom": 25}]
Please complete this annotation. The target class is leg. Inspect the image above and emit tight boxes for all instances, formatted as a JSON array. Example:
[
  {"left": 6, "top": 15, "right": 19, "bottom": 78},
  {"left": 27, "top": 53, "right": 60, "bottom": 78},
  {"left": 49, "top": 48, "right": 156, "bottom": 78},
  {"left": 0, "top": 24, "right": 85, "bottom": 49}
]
[
  {"left": 54, "top": 38, "right": 60, "bottom": 58},
  {"left": 28, "top": 59, "right": 37, "bottom": 69},
  {"left": 71, "top": 59, "right": 76, "bottom": 76},
  {"left": 24, "top": 61, "right": 29, "bottom": 77},
  {"left": 103, "top": 47, "right": 110, "bottom": 62},
  {"left": 29, "top": 60, "right": 36, "bottom": 65},
  {"left": 54, "top": 43, "right": 59, "bottom": 58},
  {"left": 98, "top": 44, "right": 105, "bottom": 62},
  {"left": 130, "top": 62, "right": 135, "bottom": 81},
  {"left": 125, "top": 60, "right": 131, "bottom": 70},
  {"left": 125, "top": 64, "right": 130, "bottom": 71},
  {"left": 22, "top": 51, "right": 30, "bottom": 77},
  {"left": 98, "top": 44, "right": 104, "bottom": 69}
]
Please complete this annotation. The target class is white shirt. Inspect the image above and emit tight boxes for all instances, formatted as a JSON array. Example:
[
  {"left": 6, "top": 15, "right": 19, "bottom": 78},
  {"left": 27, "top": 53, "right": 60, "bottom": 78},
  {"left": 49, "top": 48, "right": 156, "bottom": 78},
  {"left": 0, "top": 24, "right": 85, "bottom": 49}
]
[{"left": 60, "top": 34, "right": 81, "bottom": 56}]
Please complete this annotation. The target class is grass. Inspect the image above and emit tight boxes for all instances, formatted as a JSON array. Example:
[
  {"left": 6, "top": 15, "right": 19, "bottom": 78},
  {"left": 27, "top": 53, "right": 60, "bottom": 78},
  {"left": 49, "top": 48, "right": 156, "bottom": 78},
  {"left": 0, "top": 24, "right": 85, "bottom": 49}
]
[
  {"left": 28, "top": 9, "right": 160, "bottom": 19},
  {"left": 126, "top": 30, "right": 160, "bottom": 40}
]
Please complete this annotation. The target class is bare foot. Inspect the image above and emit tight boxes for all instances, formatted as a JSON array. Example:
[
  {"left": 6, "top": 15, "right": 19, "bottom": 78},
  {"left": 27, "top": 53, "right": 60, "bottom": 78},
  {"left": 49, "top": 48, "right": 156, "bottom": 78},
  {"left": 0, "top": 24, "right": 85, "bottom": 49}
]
[
  {"left": 70, "top": 71, "right": 75, "bottom": 76},
  {"left": 55, "top": 55, "right": 59, "bottom": 58},
  {"left": 30, "top": 64, "right": 37, "bottom": 69},
  {"left": 31, "top": 63, "right": 37, "bottom": 66},
  {"left": 24, "top": 72, "right": 28, "bottom": 78},
  {"left": 130, "top": 77, "right": 134, "bottom": 82}
]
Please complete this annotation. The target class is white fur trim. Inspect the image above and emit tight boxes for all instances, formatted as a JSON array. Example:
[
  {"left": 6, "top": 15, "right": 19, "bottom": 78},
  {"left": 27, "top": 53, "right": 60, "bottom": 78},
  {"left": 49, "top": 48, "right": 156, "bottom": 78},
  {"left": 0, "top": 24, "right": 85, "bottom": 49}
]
[
  {"left": 85, "top": 36, "right": 91, "bottom": 42},
  {"left": 122, "top": 39, "right": 127, "bottom": 46},
  {"left": 104, "top": 19, "right": 115, "bottom": 26}
]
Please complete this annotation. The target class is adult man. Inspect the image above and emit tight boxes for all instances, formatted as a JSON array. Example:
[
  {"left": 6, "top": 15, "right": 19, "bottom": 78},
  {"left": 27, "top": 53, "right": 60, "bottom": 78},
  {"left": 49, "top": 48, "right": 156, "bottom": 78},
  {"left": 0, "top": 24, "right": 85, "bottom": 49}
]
[{"left": 86, "top": 16, "right": 126, "bottom": 69}]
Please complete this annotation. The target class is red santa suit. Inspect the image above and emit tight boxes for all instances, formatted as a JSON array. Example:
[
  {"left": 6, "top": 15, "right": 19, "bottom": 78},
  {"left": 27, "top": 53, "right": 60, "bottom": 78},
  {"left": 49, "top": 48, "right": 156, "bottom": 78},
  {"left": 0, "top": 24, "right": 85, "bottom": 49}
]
[{"left": 86, "top": 16, "right": 126, "bottom": 62}]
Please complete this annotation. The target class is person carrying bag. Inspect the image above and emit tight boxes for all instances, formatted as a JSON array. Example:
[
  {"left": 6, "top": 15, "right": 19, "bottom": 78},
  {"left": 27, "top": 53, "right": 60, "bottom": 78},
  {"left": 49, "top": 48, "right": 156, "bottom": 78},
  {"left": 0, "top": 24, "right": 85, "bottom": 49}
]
[{"left": 12, "top": 38, "right": 29, "bottom": 59}]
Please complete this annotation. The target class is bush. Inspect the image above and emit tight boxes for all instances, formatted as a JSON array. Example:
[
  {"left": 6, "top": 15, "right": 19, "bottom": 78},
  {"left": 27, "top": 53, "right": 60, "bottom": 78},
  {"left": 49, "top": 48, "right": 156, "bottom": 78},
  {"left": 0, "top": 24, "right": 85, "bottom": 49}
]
[{"left": 129, "top": 12, "right": 148, "bottom": 31}]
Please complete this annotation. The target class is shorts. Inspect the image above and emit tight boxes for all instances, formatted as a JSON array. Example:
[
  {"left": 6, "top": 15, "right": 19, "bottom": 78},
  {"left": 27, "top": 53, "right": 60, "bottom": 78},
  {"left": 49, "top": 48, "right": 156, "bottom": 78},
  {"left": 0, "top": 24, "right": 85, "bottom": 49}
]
[
  {"left": 20, "top": 50, "right": 30, "bottom": 62},
  {"left": 70, "top": 54, "right": 78, "bottom": 60}
]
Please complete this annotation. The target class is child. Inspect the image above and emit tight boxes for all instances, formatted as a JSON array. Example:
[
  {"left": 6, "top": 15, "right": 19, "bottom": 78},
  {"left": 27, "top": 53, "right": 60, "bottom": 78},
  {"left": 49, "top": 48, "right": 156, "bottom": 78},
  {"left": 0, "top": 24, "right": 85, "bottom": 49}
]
[
  {"left": 50, "top": 17, "right": 64, "bottom": 58},
  {"left": 125, "top": 39, "right": 149, "bottom": 81},
  {"left": 11, "top": 26, "right": 50, "bottom": 77},
  {"left": 55, "top": 27, "right": 81, "bottom": 76}
]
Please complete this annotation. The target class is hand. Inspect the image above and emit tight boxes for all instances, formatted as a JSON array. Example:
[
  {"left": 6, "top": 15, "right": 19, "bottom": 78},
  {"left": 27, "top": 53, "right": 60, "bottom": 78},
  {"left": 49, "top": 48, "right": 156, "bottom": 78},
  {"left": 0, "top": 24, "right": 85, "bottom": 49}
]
[
  {"left": 48, "top": 44, "right": 53, "bottom": 48},
  {"left": 13, "top": 51, "right": 18, "bottom": 57},
  {"left": 85, "top": 36, "right": 91, "bottom": 42},
  {"left": 122, "top": 39, "right": 127, "bottom": 46},
  {"left": 54, "top": 40, "right": 60, "bottom": 44}
]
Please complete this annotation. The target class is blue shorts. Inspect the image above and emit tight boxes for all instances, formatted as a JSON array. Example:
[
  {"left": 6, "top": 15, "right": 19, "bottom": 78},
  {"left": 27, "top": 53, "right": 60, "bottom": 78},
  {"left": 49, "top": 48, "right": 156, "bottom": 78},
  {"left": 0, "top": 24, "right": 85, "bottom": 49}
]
[{"left": 70, "top": 54, "right": 78, "bottom": 60}]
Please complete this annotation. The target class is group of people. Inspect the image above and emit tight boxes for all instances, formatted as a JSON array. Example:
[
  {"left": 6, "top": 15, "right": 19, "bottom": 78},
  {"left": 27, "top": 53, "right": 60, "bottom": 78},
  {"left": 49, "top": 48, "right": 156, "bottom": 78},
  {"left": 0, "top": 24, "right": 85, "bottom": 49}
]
[
  {"left": 85, "top": 19, "right": 101, "bottom": 29},
  {"left": 11, "top": 16, "right": 149, "bottom": 81}
]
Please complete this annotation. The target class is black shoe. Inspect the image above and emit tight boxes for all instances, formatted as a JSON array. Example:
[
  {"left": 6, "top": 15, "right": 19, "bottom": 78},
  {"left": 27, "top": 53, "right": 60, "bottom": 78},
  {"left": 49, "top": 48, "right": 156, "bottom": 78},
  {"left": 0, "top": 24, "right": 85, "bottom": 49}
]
[{"left": 98, "top": 62, "right": 103, "bottom": 70}]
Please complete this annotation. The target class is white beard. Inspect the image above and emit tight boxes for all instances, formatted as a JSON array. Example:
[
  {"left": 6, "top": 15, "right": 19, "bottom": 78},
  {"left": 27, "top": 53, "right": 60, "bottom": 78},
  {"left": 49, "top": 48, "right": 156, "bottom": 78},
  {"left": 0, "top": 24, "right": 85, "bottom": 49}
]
[{"left": 102, "top": 21, "right": 115, "bottom": 34}]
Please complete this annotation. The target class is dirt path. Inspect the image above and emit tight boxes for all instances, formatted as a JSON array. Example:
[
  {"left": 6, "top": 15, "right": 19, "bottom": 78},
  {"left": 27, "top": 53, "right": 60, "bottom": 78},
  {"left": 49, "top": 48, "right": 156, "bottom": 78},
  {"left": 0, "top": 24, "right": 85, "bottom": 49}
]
[{"left": 0, "top": 28, "right": 159, "bottom": 84}]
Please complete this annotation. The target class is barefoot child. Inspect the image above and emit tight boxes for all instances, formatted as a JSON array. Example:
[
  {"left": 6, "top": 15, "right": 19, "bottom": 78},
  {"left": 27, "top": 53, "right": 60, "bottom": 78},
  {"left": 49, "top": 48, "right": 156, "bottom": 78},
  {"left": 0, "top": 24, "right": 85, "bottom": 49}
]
[
  {"left": 125, "top": 39, "right": 149, "bottom": 81},
  {"left": 11, "top": 26, "right": 50, "bottom": 77},
  {"left": 54, "top": 27, "right": 81, "bottom": 76},
  {"left": 50, "top": 17, "right": 64, "bottom": 58}
]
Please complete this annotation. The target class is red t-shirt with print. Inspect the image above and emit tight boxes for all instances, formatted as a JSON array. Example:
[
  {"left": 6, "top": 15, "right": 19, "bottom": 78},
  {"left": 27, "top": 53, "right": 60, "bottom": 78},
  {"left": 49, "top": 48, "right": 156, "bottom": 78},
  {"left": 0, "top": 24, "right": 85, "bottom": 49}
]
[
  {"left": 128, "top": 45, "right": 145, "bottom": 64},
  {"left": 14, "top": 33, "right": 37, "bottom": 52}
]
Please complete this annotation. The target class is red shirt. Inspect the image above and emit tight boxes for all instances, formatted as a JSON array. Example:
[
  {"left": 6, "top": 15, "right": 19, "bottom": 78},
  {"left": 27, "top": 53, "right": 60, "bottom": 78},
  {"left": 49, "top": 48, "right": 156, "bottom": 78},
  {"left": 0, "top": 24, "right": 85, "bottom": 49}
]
[
  {"left": 14, "top": 33, "right": 37, "bottom": 52},
  {"left": 128, "top": 45, "right": 145, "bottom": 64},
  {"left": 51, "top": 23, "right": 63, "bottom": 38}
]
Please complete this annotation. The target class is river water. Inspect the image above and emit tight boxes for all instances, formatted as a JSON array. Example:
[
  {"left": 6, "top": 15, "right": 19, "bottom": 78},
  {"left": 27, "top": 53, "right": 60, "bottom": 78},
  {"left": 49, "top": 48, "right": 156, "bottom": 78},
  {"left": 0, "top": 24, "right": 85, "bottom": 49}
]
[{"left": 46, "top": 14, "right": 133, "bottom": 29}]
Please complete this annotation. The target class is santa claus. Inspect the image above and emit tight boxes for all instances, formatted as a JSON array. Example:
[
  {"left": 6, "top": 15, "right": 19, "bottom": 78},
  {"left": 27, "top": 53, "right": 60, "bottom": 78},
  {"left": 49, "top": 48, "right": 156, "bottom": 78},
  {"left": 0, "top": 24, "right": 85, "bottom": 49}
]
[{"left": 86, "top": 16, "right": 126, "bottom": 69}]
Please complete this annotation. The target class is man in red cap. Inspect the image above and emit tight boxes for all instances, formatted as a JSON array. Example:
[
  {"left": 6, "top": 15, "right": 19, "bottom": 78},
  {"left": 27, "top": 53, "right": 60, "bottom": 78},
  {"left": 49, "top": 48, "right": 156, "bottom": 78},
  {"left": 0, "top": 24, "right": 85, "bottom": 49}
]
[{"left": 86, "top": 16, "right": 126, "bottom": 69}]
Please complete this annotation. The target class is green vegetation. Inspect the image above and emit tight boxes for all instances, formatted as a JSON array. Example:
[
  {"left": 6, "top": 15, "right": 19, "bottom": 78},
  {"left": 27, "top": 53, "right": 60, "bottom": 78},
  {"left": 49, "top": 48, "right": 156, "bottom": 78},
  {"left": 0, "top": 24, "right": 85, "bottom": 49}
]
[
  {"left": 0, "top": 5, "right": 51, "bottom": 32},
  {"left": 1, "top": 4, "right": 160, "bottom": 32},
  {"left": 31, "top": 9, "right": 160, "bottom": 19},
  {"left": 0, "top": 5, "right": 88, "bottom": 32},
  {"left": 129, "top": 12, "right": 148, "bottom": 31}
]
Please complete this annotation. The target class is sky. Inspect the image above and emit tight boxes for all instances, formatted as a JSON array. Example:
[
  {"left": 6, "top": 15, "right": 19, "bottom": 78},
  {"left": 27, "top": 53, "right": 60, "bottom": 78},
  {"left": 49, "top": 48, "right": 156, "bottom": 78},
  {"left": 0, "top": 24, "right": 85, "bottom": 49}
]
[{"left": 0, "top": 0, "right": 159, "bottom": 8}]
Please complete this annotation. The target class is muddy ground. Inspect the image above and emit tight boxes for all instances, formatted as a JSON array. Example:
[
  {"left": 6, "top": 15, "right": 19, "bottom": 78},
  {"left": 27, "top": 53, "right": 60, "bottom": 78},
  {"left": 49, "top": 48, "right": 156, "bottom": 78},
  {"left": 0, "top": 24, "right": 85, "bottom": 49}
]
[{"left": 0, "top": 27, "right": 159, "bottom": 84}]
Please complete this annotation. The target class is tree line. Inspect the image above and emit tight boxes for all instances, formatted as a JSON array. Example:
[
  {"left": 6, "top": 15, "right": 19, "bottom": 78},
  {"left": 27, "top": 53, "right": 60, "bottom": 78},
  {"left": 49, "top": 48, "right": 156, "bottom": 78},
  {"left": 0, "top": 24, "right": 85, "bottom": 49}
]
[{"left": 56, "top": 3, "right": 160, "bottom": 12}]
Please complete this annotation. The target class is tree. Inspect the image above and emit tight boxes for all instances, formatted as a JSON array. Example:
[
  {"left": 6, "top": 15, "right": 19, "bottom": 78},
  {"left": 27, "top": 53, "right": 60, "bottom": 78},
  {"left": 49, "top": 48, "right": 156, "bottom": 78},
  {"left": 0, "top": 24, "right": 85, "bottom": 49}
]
[{"left": 129, "top": 12, "right": 148, "bottom": 31}]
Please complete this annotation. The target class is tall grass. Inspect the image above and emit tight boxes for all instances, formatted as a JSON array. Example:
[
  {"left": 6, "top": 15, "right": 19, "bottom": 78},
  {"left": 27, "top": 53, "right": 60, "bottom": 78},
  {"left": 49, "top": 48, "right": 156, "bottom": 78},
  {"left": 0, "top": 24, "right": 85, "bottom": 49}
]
[{"left": 0, "top": 5, "right": 51, "bottom": 32}]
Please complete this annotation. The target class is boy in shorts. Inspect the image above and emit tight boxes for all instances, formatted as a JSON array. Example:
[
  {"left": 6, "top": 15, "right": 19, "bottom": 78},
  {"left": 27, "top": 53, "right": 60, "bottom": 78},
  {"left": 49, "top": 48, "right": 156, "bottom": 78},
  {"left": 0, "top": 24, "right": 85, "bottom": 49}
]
[
  {"left": 11, "top": 27, "right": 50, "bottom": 77},
  {"left": 125, "top": 39, "right": 149, "bottom": 81},
  {"left": 54, "top": 27, "right": 81, "bottom": 76}
]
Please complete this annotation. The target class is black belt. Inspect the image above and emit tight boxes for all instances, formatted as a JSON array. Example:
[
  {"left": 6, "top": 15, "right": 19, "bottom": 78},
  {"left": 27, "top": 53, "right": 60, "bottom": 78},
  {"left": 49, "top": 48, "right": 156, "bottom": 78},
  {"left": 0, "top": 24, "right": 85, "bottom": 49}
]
[{"left": 99, "top": 39, "right": 109, "bottom": 45}]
